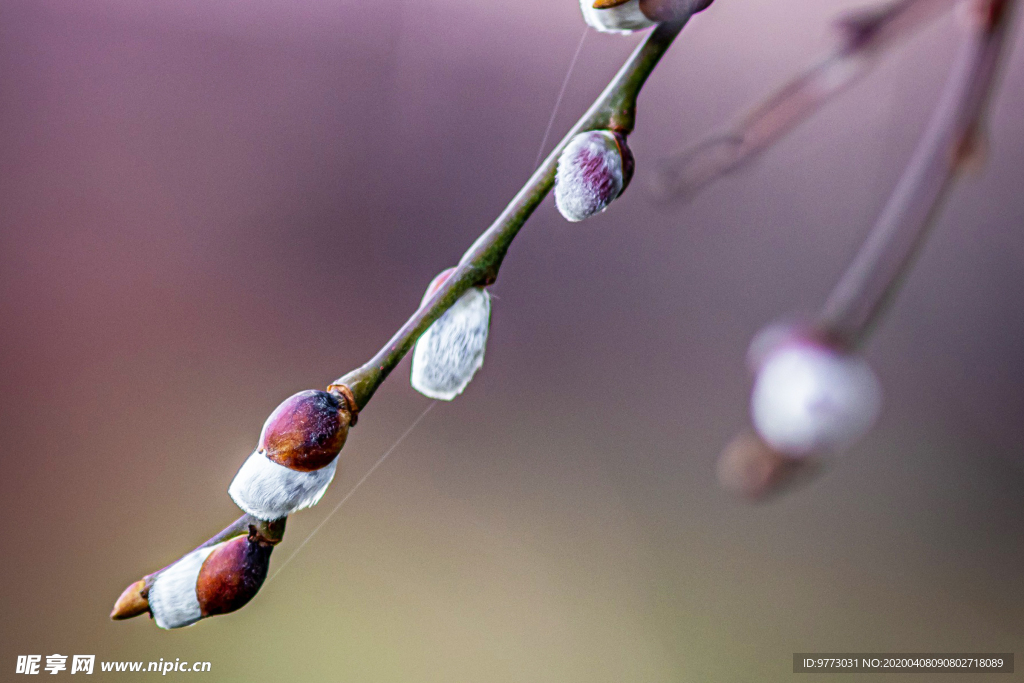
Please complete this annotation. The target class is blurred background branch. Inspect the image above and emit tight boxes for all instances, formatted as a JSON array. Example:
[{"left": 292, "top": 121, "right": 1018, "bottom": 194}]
[
  {"left": 652, "top": 0, "right": 964, "bottom": 201},
  {"left": 719, "top": 0, "right": 1017, "bottom": 500}
]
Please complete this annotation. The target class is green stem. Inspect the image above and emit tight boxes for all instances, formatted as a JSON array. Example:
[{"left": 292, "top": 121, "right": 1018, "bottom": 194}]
[{"left": 336, "top": 18, "right": 690, "bottom": 410}]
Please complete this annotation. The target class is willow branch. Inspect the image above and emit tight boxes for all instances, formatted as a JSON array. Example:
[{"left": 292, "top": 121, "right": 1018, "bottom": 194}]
[
  {"left": 335, "top": 17, "right": 691, "bottom": 410},
  {"left": 652, "top": 0, "right": 961, "bottom": 201},
  {"left": 114, "top": 15, "right": 698, "bottom": 615}
]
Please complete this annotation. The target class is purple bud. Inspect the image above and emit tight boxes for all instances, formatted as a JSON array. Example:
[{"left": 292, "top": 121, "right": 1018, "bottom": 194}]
[
  {"left": 259, "top": 390, "right": 350, "bottom": 473},
  {"left": 555, "top": 130, "right": 634, "bottom": 222}
]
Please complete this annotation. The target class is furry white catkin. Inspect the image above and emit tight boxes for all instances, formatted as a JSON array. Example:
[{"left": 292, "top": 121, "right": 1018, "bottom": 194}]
[
  {"left": 228, "top": 451, "right": 338, "bottom": 521},
  {"left": 227, "top": 389, "right": 349, "bottom": 520},
  {"left": 411, "top": 289, "right": 491, "bottom": 400},
  {"left": 751, "top": 341, "right": 882, "bottom": 456},
  {"left": 579, "top": 0, "right": 656, "bottom": 33},
  {"left": 411, "top": 270, "right": 491, "bottom": 400},
  {"left": 554, "top": 130, "right": 632, "bottom": 222}
]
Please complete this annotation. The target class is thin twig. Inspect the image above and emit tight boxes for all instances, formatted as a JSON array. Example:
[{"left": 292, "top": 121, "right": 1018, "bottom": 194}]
[
  {"left": 653, "top": 0, "right": 961, "bottom": 201},
  {"left": 818, "top": 0, "right": 1015, "bottom": 345},
  {"left": 335, "top": 18, "right": 692, "bottom": 411}
]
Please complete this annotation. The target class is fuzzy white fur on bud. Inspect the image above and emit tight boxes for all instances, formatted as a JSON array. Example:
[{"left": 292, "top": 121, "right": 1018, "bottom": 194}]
[
  {"left": 579, "top": 0, "right": 655, "bottom": 33},
  {"left": 147, "top": 545, "right": 218, "bottom": 629},
  {"left": 411, "top": 272, "right": 491, "bottom": 401},
  {"left": 751, "top": 340, "right": 882, "bottom": 457},
  {"left": 228, "top": 450, "right": 338, "bottom": 521},
  {"left": 555, "top": 130, "right": 632, "bottom": 222}
]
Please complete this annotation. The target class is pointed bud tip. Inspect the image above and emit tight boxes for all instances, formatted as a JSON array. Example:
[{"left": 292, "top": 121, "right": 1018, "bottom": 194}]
[
  {"left": 110, "top": 579, "right": 149, "bottom": 620},
  {"left": 717, "top": 432, "right": 820, "bottom": 501}
]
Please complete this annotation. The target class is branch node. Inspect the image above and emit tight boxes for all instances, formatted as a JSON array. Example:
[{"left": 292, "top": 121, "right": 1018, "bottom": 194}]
[{"left": 327, "top": 383, "right": 359, "bottom": 426}]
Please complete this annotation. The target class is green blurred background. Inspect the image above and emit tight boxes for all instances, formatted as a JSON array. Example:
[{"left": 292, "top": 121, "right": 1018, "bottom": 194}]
[{"left": 1, "top": 0, "right": 1022, "bottom": 680}]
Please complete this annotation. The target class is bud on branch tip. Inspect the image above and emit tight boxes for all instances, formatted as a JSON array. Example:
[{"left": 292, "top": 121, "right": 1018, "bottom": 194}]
[
  {"left": 144, "top": 529, "right": 274, "bottom": 629},
  {"left": 749, "top": 328, "right": 882, "bottom": 458},
  {"left": 717, "top": 431, "right": 820, "bottom": 500}
]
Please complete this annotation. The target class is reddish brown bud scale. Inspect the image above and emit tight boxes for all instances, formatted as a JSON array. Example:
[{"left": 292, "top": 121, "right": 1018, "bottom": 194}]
[
  {"left": 195, "top": 532, "right": 273, "bottom": 618},
  {"left": 717, "top": 431, "right": 819, "bottom": 500},
  {"left": 260, "top": 390, "right": 351, "bottom": 472},
  {"left": 424, "top": 268, "right": 456, "bottom": 300}
]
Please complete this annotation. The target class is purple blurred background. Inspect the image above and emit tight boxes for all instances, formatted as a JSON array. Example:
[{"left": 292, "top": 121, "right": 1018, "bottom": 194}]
[{"left": 1, "top": 1, "right": 1022, "bottom": 680}]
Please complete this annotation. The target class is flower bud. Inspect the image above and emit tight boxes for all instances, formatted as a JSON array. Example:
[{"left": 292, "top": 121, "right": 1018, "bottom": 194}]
[
  {"left": 411, "top": 268, "right": 491, "bottom": 401},
  {"left": 580, "top": 0, "right": 655, "bottom": 33},
  {"left": 194, "top": 532, "right": 273, "bottom": 618},
  {"left": 750, "top": 334, "right": 882, "bottom": 457},
  {"left": 147, "top": 530, "right": 273, "bottom": 629},
  {"left": 554, "top": 130, "right": 633, "bottom": 222},
  {"left": 228, "top": 389, "right": 353, "bottom": 520},
  {"left": 260, "top": 390, "right": 351, "bottom": 472},
  {"left": 637, "top": 0, "right": 714, "bottom": 22},
  {"left": 580, "top": 0, "right": 712, "bottom": 33}
]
